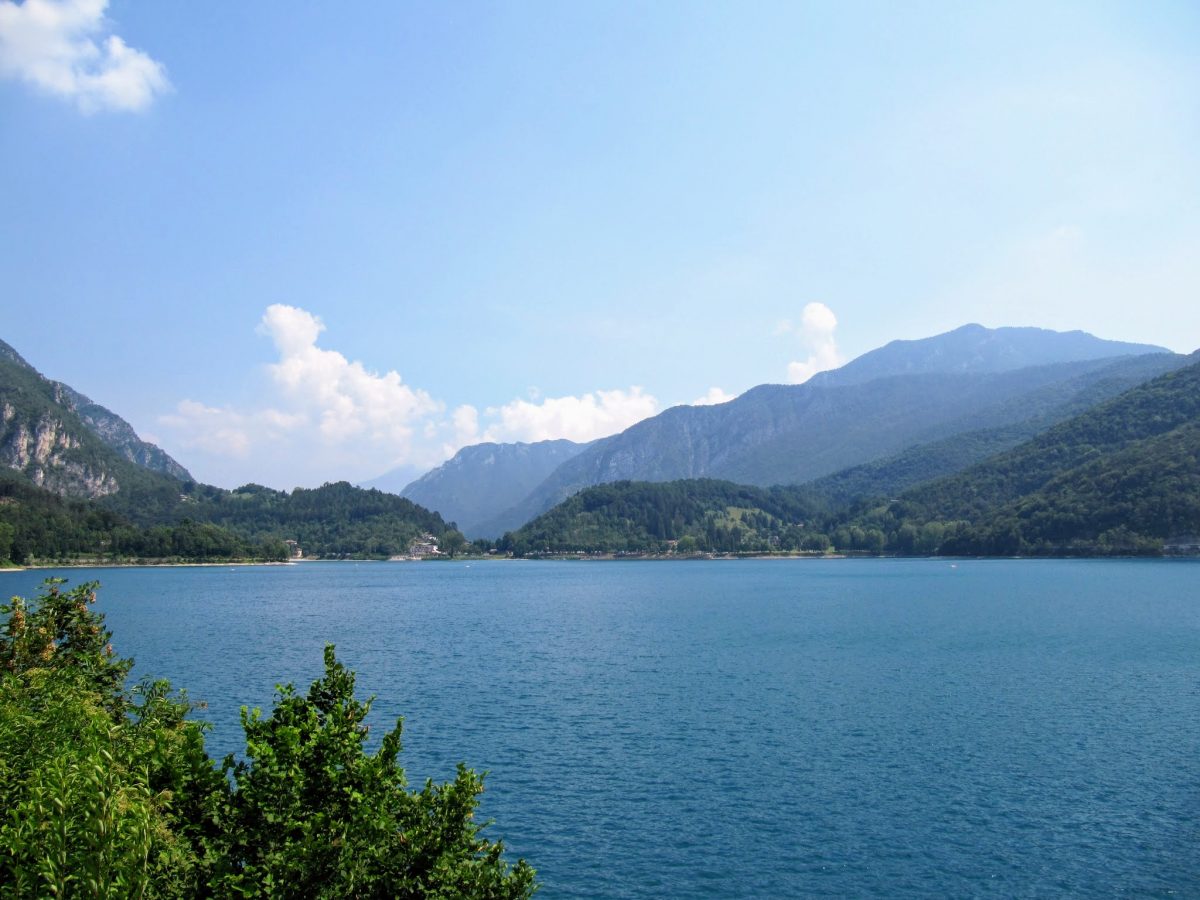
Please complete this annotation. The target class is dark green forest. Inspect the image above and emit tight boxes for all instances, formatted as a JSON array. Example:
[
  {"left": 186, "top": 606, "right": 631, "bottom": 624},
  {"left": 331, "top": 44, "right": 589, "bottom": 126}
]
[
  {"left": 852, "top": 354, "right": 1200, "bottom": 555},
  {"left": 0, "top": 473, "right": 289, "bottom": 565},
  {"left": 500, "top": 479, "right": 831, "bottom": 555},
  {"left": 0, "top": 476, "right": 457, "bottom": 565},
  {"left": 140, "top": 481, "right": 451, "bottom": 559}
]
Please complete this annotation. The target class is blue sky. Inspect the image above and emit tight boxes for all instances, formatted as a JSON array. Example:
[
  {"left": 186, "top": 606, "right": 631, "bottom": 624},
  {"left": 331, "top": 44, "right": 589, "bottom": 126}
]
[{"left": 2, "top": 1, "right": 1198, "bottom": 489}]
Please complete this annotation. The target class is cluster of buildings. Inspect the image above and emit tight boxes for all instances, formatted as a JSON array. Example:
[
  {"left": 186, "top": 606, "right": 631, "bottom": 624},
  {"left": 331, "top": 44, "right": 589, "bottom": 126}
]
[{"left": 403, "top": 533, "right": 441, "bottom": 559}]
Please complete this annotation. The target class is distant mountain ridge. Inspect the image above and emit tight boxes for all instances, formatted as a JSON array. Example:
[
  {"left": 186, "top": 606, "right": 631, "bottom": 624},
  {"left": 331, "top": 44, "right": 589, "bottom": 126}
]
[
  {"left": 393, "top": 439, "right": 590, "bottom": 538},
  {"left": 469, "top": 326, "right": 1175, "bottom": 535},
  {"left": 867, "top": 350, "right": 1200, "bottom": 554},
  {"left": 501, "top": 349, "right": 1200, "bottom": 557},
  {"left": 810, "top": 324, "right": 1166, "bottom": 387}
]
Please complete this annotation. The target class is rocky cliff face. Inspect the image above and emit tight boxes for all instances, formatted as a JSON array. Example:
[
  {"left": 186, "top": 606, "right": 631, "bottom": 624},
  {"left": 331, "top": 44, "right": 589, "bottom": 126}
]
[
  {"left": 51, "top": 382, "right": 192, "bottom": 481},
  {"left": 0, "top": 403, "right": 119, "bottom": 497},
  {"left": 0, "top": 338, "right": 192, "bottom": 500}
]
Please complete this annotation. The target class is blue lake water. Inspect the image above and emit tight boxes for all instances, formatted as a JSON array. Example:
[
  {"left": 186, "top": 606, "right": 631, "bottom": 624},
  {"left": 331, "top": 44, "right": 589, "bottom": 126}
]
[{"left": 5, "top": 559, "right": 1199, "bottom": 897}]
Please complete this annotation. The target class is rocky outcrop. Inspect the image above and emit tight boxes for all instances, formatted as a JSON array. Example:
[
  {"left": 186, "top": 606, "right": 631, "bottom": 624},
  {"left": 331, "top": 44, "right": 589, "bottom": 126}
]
[
  {"left": 0, "top": 337, "right": 192, "bottom": 497},
  {"left": 0, "top": 412, "right": 118, "bottom": 498}
]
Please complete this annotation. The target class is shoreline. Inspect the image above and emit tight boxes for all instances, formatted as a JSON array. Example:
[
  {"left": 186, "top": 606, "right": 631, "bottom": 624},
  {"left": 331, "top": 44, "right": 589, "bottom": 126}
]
[
  {"left": 0, "top": 560, "right": 294, "bottom": 572},
  {"left": 4, "top": 553, "right": 1192, "bottom": 572}
]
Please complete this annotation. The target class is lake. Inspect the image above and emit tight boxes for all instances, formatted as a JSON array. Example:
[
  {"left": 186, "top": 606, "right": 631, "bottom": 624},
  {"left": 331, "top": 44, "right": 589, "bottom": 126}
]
[{"left": 5, "top": 559, "right": 1198, "bottom": 897}]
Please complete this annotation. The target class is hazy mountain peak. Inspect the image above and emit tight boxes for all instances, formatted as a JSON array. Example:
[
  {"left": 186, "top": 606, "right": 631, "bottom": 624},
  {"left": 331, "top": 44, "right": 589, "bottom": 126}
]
[
  {"left": 813, "top": 324, "right": 1168, "bottom": 388},
  {"left": 361, "top": 438, "right": 591, "bottom": 537}
]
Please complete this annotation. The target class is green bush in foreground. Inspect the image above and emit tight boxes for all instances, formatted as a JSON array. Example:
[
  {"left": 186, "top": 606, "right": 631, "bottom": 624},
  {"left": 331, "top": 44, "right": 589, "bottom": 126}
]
[{"left": 0, "top": 580, "right": 536, "bottom": 898}]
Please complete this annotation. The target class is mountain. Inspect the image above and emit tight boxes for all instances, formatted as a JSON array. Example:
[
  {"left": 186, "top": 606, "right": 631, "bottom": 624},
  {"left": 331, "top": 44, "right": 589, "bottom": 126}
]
[
  {"left": 803, "top": 350, "right": 1188, "bottom": 506},
  {"left": 810, "top": 324, "right": 1166, "bottom": 388},
  {"left": 163, "top": 481, "right": 451, "bottom": 559},
  {"left": 392, "top": 439, "right": 591, "bottom": 538},
  {"left": 479, "top": 341, "right": 1177, "bottom": 537},
  {"left": 0, "top": 338, "right": 192, "bottom": 490},
  {"left": 502, "top": 350, "right": 1200, "bottom": 559},
  {"left": 860, "top": 352, "right": 1200, "bottom": 554},
  {"left": 1, "top": 351, "right": 176, "bottom": 499},
  {"left": 500, "top": 479, "right": 823, "bottom": 556},
  {"left": 0, "top": 337, "right": 454, "bottom": 561},
  {"left": 52, "top": 382, "right": 191, "bottom": 481}
]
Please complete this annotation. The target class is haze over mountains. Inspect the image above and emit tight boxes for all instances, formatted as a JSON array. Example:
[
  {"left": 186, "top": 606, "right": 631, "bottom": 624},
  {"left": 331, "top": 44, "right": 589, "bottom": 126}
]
[
  {"left": 398, "top": 325, "right": 1175, "bottom": 537},
  {"left": 2, "top": 322, "right": 1193, "bottom": 561},
  {"left": 392, "top": 439, "right": 590, "bottom": 537},
  {"left": 808, "top": 324, "right": 1165, "bottom": 386},
  {"left": 500, "top": 349, "right": 1200, "bottom": 557}
]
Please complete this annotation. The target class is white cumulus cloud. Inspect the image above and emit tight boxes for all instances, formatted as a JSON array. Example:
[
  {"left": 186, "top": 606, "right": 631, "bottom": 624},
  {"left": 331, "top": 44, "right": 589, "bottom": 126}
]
[
  {"left": 692, "top": 387, "right": 736, "bottom": 406},
  {"left": 256, "top": 304, "right": 442, "bottom": 446},
  {"left": 158, "top": 304, "right": 661, "bottom": 488},
  {"left": 0, "top": 0, "right": 169, "bottom": 113},
  {"left": 478, "top": 387, "right": 658, "bottom": 445},
  {"left": 786, "top": 302, "right": 844, "bottom": 383}
]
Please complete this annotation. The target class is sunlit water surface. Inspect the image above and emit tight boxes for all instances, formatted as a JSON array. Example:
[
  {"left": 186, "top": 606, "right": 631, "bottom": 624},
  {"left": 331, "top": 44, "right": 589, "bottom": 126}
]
[{"left": 8, "top": 559, "right": 1199, "bottom": 897}]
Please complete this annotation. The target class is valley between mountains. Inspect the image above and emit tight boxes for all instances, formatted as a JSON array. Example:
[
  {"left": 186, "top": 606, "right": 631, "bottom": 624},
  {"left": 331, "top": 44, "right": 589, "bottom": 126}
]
[{"left": 2, "top": 324, "right": 1197, "bottom": 564}]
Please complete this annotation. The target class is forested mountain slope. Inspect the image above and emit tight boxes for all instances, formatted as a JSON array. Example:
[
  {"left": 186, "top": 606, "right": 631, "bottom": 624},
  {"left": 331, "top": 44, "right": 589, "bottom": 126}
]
[
  {"left": 0, "top": 338, "right": 453, "bottom": 560},
  {"left": 0, "top": 470, "right": 287, "bottom": 564},
  {"left": 168, "top": 481, "right": 451, "bottom": 558},
  {"left": 804, "top": 350, "right": 1187, "bottom": 506},
  {"left": 859, "top": 352, "right": 1200, "bottom": 554},
  {"left": 500, "top": 479, "right": 823, "bottom": 555},
  {"left": 481, "top": 349, "right": 1177, "bottom": 536}
]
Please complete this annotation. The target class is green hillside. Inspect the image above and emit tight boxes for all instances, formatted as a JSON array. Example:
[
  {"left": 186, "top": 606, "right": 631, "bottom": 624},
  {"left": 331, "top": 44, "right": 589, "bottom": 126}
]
[
  {"left": 0, "top": 471, "right": 286, "bottom": 565},
  {"left": 500, "top": 479, "right": 827, "bottom": 555},
  {"left": 852, "top": 353, "right": 1200, "bottom": 555},
  {"left": 503, "top": 354, "right": 1200, "bottom": 558},
  {"left": 165, "top": 481, "right": 451, "bottom": 558},
  {"left": 0, "top": 471, "right": 454, "bottom": 564},
  {"left": 805, "top": 351, "right": 1186, "bottom": 506}
]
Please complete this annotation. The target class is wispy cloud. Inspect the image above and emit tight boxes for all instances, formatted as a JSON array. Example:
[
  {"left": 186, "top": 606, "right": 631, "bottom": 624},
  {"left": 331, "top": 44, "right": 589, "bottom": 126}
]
[
  {"left": 784, "top": 302, "right": 843, "bottom": 383},
  {"left": 159, "top": 305, "right": 660, "bottom": 487},
  {"left": 0, "top": 0, "right": 169, "bottom": 113}
]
